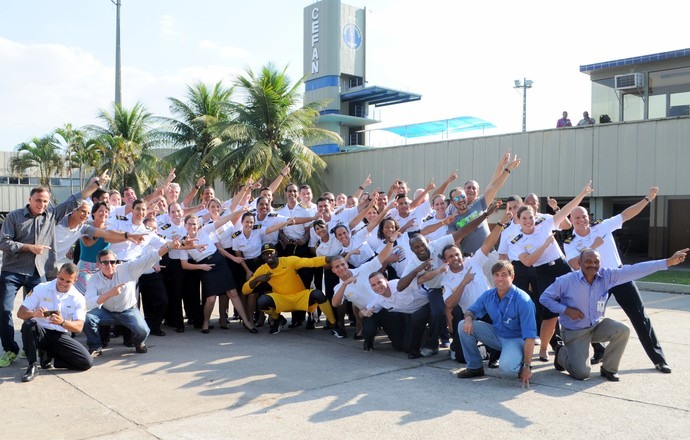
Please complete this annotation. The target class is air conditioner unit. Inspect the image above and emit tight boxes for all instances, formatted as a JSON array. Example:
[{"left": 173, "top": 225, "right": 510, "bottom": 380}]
[{"left": 615, "top": 73, "right": 644, "bottom": 90}]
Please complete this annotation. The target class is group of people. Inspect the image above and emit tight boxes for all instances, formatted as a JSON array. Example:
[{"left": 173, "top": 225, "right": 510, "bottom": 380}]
[
  {"left": 0, "top": 151, "right": 685, "bottom": 388},
  {"left": 557, "top": 111, "right": 596, "bottom": 127}
]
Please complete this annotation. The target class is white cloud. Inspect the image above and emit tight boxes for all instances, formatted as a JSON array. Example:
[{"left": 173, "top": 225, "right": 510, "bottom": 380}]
[
  {"left": 199, "top": 40, "right": 248, "bottom": 59},
  {"left": 159, "top": 15, "right": 182, "bottom": 40},
  {"left": 0, "top": 37, "right": 248, "bottom": 150}
]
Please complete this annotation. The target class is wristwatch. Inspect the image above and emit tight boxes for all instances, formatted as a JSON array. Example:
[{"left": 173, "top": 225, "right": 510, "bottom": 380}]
[{"left": 521, "top": 362, "right": 532, "bottom": 370}]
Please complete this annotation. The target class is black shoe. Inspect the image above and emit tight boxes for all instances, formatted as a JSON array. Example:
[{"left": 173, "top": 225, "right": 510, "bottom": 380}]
[
  {"left": 39, "top": 350, "right": 54, "bottom": 370},
  {"left": 242, "top": 321, "right": 259, "bottom": 334},
  {"left": 488, "top": 359, "right": 499, "bottom": 369},
  {"left": 89, "top": 348, "right": 103, "bottom": 359},
  {"left": 457, "top": 368, "right": 485, "bottom": 379},
  {"left": 331, "top": 326, "right": 347, "bottom": 338},
  {"left": 322, "top": 322, "right": 334, "bottom": 330},
  {"left": 151, "top": 330, "right": 166, "bottom": 336},
  {"left": 590, "top": 351, "right": 604, "bottom": 365},
  {"left": 600, "top": 367, "right": 620, "bottom": 381},
  {"left": 305, "top": 317, "right": 315, "bottom": 330},
  {"left": 287, "top": 321, "right": 303, "bottom": 329},
  {"left": 407, "top": 351, "right": 422, "bottom": 359},
  {"left": 554, "top": 344, "right": 565, "bottom": 371},
  {"left": 331, "top": 326, "right": 347, "bottom": 339},
  {"left": 353, "top": 334, "right": 364, "bottom": 340},
  {"left": 135, "top": 343, "right": 148, "bottom": 353},
  {"left": 22, "top": 363, "right": 39, "bottom": 382},
  {"left": 363, "top": 341, "right": 373, "bottom": 352},
  {"left": 655, "top": 363, "right": 672, "bottom": 374},
  {"left": 123, "top": 340, "right": 134, "bottom": 348},
  {"left": 269, "top": 315, "right": 287, "bottom": 335}
]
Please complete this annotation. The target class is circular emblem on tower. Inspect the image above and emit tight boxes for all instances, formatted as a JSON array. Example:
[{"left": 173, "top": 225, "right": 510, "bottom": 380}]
[{"left": 342, "top": 23, "right": 362, "bottom": 50}]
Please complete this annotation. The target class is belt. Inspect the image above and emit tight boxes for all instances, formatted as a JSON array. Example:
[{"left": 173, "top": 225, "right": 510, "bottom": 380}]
[{"left": 536, "top": 257, "right": 565, "bottom": 268}]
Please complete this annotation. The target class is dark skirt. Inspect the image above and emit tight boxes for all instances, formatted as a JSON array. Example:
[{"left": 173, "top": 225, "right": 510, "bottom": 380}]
[{"left": 190, "top": 251, "right": 236, "bottom": 298}]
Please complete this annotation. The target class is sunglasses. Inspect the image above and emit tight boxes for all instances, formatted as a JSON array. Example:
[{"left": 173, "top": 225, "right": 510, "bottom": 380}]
[
  {"left": 453, "top": 194, "right": 466, "bottom": 202},
  {"left": 99, "top": 260, "right": 118, "bottom": 265}
]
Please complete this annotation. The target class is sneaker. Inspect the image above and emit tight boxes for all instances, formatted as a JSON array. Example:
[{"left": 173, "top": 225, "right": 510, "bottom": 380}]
[
  {"left": 420, "top": 347, "right": 439, "bottom": 358},
  {"left": 269, "top": 315, "right": 288, "bottom": 335},
  {"left": 440, "top": 337, "right": 451, "bottom": 349},
  {"left": 534, "top": 337, "right": 541, "bottom": 346},
  {"left": 287, "top": 320, "right": 303, "bottom": 329},
  {"left": 135, "top": 342, "right": 148, "bottom": 353},
  {"left": 0, "top": 351, "right": 18, "bottom": 367},
  {"left": 321, "top": 322, "right": 334, "bottom": 330},
  {"left": 18, "top": 350, "right": 27, "bottom": 359},
  {"left": 89, "top": 348, "right": 103, "bottom": 359},
  {"left": 331, "top": 326, "right": 347, "bottom": 339}
]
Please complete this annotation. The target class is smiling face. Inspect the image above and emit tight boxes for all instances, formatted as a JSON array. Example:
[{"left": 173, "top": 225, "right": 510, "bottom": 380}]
[
  {"left": 208, "top": 200, "right": 222, "bottom": 218},
  {"left": 71, "top": 203, "right": 91, "bottom": 224},
  {"left": 285, "top": 185, "right": 298, "bottom": 204},
  {"left": 506, "top": 200, "right": 522, "bottom": 221},
  {"left": 313, "top": 221, "right": 328, "bottom": 239},
  {"left": 442, "top": 245, "right": 464, "bottom": 272},
  {"left": 299, "top": 187, "right": 313, "bottom": 204},
  {"left": 369, "top": 272, "right": 391, "bottom": 297},
  {"left": 184, "top": 216, "right": 200, "bottom": 237},
  {"left": 396, "top": 196, "right": 411, "bottom": 217},
  {"left": 256, "top": 197, "right": 270, "bottom": 218},
  {"left": 334, "top": 226, "right": 351, "bottom": 246},
  {"left": 132, "top": 202, "right": 147, "bottom": 224},
  {"left": 409, "top": 235, "right": 431, "bottom": 261},
  {"left": 55, "top": 268, "right": 78, "bottom": 293},
  {"left": 450, "top": 188, "right": 468, "bottom": 212},
  {"left": 570, "top": 206, "right": 590, "bottom": 233},
  {"left": 97, "top": 251, "right": 118, "bottom": 279},
  {"left": 432, "top": 195, "right": 446, "bottom": 214},
  {"left": 123, "top": 188, "right": 137, "bottom": 205},
  {"left": 464, "top": 181, "right": 479, "bottom": 204},
  {"left": 330, "top": 256, "right": 350, "bottom": 279},
  {"left": 381, "top": 219, "right": 398, "bottom": 240},
  {"left": 492, "top": 267, "right": 514, "bottom": 292},
  {"left": 201, "top": 187, "right": 215, "bottom": 204},
  {"left": 261, "top": 248, "right": 278, "bottom": 266},
  {"left": 109, "top": 192, "right": 121, "bottom": 207},
  {"left": 518, "top": 206, "right": 536, "bottom": 233},
  {"left": 93, "top": 204, "right": 110, "bottom": 225},
  {"left": 28, "top": 190, "right": 50, "bottom": 216},
  {"left": 168, "top": 203, "right": 184, "bottom": 224},
  {"left": 241, "top": 214, "right": 255, "bottom": 234},
  {"left": 579, "top": 249, "right": 601, "bottom": 279}
]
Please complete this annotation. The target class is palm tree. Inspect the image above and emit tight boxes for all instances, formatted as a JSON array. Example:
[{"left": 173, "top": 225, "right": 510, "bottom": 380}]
[
  {"left": 86, "top": 102, "right": 164, "bottom": 194},
  {"left": 213, "top": 64, "right": 342, "bottom": 193},
  {"left": 157, "top": 81, "right": 235, "bottom": 188},
  {"left": 54, "top": 123, "right": 97, "bottom": 191},
  {"left": 9, "top": 135, "right": 63, "bottom": 191}
]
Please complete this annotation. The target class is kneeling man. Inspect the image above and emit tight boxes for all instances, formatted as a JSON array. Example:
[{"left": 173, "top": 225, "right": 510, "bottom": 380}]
[{"left": 457, "top": 261, "right": 537, "bottom": 387}]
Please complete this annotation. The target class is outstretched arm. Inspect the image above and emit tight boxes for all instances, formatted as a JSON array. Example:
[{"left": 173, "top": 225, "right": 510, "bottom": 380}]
[
  {"left": 483, "top": 152, "right": 520, "bottom": 204},
  {"left": 621, "top": 187, "right": 658, "bottom": 222}
]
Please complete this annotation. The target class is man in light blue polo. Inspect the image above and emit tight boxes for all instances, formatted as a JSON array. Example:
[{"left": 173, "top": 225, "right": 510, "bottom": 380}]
[
  {"left": 456, "top": 260, "right": 537, "bottom": 387},
  {"left": 541, "top": 247, "right": 688, "bottom": 382}
]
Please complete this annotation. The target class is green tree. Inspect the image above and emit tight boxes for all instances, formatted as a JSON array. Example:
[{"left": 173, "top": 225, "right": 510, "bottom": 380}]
[
  {"left": 86, "top": 102, "right": 164, "bottom": 194},
  {"left": 158, "top": 81, "right": 235, "bottom": 188},
  {"left": 214, "top": 64, "right": 341, "bottom": 192},
  {"left": 54, "top": 123, "right": 100, "bottom": 191},
  {"left": 9, "top": 135, "right": 63, "bottom": 191}
]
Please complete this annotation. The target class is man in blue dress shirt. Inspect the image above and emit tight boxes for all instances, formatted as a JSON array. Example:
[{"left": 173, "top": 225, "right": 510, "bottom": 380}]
[
  {"left": 456, "top": 260, "right": 537, "bottom": 388},
  {"left": 541, "top": 247, "right": 688, "bottom": 381}
]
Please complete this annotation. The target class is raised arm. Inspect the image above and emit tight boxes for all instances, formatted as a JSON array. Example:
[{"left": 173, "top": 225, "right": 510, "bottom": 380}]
[
  {"left": 433, "top": 170, "right": 458, "bottom": 197},
  {"left": 547, "top": 197, "right": 572, "bottom": 229},
  {"left": 409, "top": 179, "right": 436, "bottom": 210},
  {"left": 621, "top": 187, "right": 658, "bottom": 222},
  {"left": 479, "top": 211, "right": 511, "bottom": 256},
  {"left": 553, "top": 181, "right": 594, "bottom": 226},
  {"left": 352, "top": 174, "right": 372, "bottom": 200},
  {"left": 450, "top": 201, "right": 501, "bottom": 244},
  {"left": 267, "top": 164, "right": 290, "bottom": 193},
  {"left": 483, "top": 153, "right": 521, "bottom": 204},
  {"left": 182, "top": 176, "right": 206, "bottom": 207}
]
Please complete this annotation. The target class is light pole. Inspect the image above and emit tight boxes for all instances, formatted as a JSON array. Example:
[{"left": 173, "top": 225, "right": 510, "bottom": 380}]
[
  {"left": 513, "top": 78, "right": 533, "bottom": 132},
  {"left": 111, "top": 0, "right": 121, "bottom": 106}
]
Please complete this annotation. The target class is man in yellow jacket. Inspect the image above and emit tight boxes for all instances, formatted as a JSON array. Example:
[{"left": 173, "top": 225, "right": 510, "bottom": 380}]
[{"left": 243, "top": 244, "right": 339, "bottom": 336}]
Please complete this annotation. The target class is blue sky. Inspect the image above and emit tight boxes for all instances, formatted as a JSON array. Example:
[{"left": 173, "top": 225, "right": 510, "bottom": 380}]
[{"left": 0, "top": 0, "right": 685, "bottom": 150}]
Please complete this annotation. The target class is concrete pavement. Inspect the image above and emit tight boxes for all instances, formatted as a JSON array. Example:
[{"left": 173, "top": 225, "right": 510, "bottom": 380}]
[{"left": 1, "top": 289, "right": 689, "bottom": 440}]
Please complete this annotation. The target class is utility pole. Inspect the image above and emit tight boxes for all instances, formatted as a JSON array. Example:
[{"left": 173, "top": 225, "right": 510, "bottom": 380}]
[{"left": 513, "top": 78, "right": 533, "bottom": 132}]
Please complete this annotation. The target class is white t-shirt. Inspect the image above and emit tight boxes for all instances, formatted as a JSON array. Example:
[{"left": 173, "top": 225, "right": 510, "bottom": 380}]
[
  {"left": 512, "top": 217, "right": 564, "bottom": 266},
  {"left": 401, "top": 234, "right": 455, "bottom": 289},
  {"left": 564, "top": 214, "right": 624, "bottom": 269},
  {"left": 441, "top": 251, "right": 489, "bottom": 311},
  {"left": 333, "top": 257, "right": 386, "bottom": 308}
]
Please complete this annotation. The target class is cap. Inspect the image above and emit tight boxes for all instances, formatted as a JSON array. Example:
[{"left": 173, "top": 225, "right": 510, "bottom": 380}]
[{"left": 261, "top": 243, "right": 276, "bottom": 254}]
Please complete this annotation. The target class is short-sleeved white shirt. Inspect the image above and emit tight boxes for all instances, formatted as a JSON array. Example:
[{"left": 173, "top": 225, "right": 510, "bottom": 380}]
[
  {"left": 22, "top": 280, "right": 87, "bottom": 333},
  {"left": 441, "top": 251, "right": 489, "bottom": 311},
  {"left": 564, "top": 214, "right": 623, "bottom": 268},
  {"left": 512, "top": 217, "right": 564, "bottom": 266}
]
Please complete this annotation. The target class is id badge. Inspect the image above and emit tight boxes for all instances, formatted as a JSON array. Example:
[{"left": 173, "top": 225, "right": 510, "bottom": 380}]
[{"left": 596, "top": 299, "right": 606, "bottom": 312}]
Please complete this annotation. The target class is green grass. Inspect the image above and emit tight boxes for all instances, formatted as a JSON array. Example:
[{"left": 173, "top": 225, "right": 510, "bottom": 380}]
[{"left": 640, "top": 270, "right": 690, "bottom": 285}]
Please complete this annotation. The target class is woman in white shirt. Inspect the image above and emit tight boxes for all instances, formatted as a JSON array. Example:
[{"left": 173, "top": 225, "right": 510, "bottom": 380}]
[
  {"left": 510, "top": 181, "right": 593, "bottom": 361},
  {"left": 180, "top": 209, "right": 261, "bottom": 334}
]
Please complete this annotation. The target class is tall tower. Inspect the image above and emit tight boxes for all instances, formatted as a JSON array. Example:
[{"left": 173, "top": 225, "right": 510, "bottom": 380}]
[{"left": 303, "top": 0, "right": 420, "bottom": 154}]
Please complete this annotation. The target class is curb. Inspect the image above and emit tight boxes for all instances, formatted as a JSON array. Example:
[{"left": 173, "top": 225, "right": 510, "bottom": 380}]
[{"left": 637, "top": 281, "right": 690, "bottom": 294}]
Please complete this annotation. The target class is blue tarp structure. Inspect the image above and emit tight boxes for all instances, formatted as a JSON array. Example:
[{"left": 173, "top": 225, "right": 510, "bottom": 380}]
[{"left": 382, "top": 116, "right": 495, "bottom": 138}]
